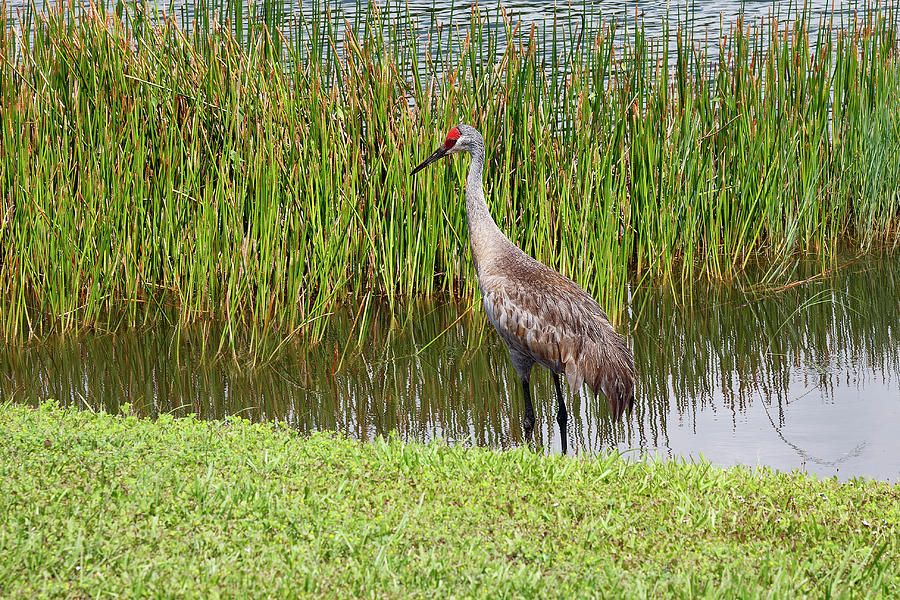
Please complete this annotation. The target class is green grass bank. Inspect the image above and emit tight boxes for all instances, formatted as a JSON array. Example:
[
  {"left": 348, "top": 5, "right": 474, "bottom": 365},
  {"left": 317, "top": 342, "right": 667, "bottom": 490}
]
[
  {"left": 2, "top": 1, "right": 899, "bottom": 347},
  {"left": 1, "top": 402, "right": 898, "bottom": 598}
]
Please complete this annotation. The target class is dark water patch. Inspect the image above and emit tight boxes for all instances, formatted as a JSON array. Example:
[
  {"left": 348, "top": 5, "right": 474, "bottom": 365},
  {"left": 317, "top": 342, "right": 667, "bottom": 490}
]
[{"left": 2, "top": 255, "right": 899, "bottom": 480}]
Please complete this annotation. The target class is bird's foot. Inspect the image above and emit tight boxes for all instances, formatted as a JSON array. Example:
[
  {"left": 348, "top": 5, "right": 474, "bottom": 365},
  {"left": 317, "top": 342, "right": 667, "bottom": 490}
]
[{"left": 523, "top": 417, "right": 535, "bottom": 444}]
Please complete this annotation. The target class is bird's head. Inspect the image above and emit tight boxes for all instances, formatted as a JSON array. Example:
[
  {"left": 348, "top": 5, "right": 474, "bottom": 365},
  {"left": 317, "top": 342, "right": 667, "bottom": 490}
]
[{"left": 411, "top": 124, "right": 480, "bottom": 175}]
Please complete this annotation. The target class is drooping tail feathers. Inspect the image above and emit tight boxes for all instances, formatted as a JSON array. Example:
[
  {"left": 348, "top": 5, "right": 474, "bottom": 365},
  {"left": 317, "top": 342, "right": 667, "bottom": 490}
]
[{"left": 564, "top": 328, "right": 635, "bottom": 421}]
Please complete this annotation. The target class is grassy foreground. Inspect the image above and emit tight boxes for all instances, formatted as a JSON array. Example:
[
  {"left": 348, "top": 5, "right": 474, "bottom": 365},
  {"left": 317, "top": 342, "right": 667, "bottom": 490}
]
[{"left": 1, "top": 402, "right": 898, "bottom": 598}]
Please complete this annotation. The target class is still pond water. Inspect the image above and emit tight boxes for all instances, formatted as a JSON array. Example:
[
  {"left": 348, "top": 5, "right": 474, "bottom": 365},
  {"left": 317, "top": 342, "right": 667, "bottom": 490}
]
[
  {"left": 3, "top": 256, "right": 899, "bottom": 481},
  {"left": 10, "top": 0, "right": 876, "bottom": 47}
]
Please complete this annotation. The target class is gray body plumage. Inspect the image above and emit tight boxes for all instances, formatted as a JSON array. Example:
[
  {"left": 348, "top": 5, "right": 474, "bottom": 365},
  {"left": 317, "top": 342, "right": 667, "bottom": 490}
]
[
  {"left": 458, "top": 125, "right": 634, "bottom": 421},
  {"left": 412, "top": 124, "right": 635, "bottom": 450}
]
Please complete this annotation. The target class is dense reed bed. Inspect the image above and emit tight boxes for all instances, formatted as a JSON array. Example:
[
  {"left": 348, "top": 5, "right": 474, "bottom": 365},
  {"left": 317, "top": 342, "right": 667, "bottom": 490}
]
[{"left": 1, "top": 0, "right": 899, "bottom": 349}]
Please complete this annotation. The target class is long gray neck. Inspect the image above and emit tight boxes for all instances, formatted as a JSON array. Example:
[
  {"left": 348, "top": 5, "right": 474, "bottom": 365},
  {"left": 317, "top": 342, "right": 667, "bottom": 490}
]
[{"left": 464, "top": 133, "right": 507, "bottom": 275}]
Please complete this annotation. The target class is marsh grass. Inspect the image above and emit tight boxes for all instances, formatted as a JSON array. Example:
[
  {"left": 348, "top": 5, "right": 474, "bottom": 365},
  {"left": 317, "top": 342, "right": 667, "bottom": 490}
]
[{"left": 1, "top": 0, "right": 899, "bottom": 354}]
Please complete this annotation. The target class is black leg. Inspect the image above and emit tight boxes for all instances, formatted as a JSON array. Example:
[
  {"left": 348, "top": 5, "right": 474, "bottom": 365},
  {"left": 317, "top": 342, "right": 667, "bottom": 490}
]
[
  {"left": 521, "top": 377, "right": 535, "bottom": 443},
  {"left": 553, "top": 373, "right": 568, "bottom": 454}
]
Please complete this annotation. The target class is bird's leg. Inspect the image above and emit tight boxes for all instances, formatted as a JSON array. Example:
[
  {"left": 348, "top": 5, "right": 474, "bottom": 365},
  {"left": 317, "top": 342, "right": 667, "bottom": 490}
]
[
  {"left": 521, "top": 378, "right": 535, "bottom": 444},
  {"left": 553, "top": 373, "right": 568, "bottom": 455}
]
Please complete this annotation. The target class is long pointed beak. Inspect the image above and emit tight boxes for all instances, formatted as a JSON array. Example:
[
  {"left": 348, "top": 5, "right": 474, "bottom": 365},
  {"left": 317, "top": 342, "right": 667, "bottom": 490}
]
[{"left": 411, "top": 145, "right": 449, "bottom": 176}]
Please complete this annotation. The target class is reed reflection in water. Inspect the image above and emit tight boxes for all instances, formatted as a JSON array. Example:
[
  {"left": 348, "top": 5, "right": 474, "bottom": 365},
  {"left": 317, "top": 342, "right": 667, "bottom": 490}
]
[{"left": 2, "top": 256, "right": 898, "bottom": 480}]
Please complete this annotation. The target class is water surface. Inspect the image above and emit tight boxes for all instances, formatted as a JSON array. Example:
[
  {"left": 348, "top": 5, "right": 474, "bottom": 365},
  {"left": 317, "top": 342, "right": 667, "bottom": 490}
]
[
  {"left": 3, "top": 255, "right": 898, "bottom": 481},
  {"left": 8, "top": 0, "right": 881, "bottom": 57}
]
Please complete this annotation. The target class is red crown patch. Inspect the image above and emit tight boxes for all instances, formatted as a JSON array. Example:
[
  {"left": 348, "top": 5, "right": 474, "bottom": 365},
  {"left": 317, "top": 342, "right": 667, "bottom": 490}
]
[{"left": 444, "top": 126, "right": 461, "bottom": 148}]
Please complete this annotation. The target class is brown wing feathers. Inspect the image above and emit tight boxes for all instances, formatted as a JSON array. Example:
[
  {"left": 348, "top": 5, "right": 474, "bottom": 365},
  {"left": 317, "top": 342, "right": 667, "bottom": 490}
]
[
  {"left": 573, "top": 321, "right": 634, "bottom": 421},
  {"left": 552, "top": 281, "right": 634, "bottom": 421},
  {"left": 483, "top": 265, "right": 635, "bottom": 420}
]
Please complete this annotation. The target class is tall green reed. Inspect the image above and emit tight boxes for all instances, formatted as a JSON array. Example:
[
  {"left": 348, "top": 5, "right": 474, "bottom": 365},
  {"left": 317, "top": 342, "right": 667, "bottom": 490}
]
[{"left": 1, "top": 0, "right": 898, "bottom": 357}]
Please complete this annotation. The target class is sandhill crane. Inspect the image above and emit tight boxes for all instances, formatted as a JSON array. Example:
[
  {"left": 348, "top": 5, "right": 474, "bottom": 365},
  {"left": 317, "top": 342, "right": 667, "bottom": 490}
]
[{"left": 411, "top": 124, "right": 635, "bottom": 454}]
